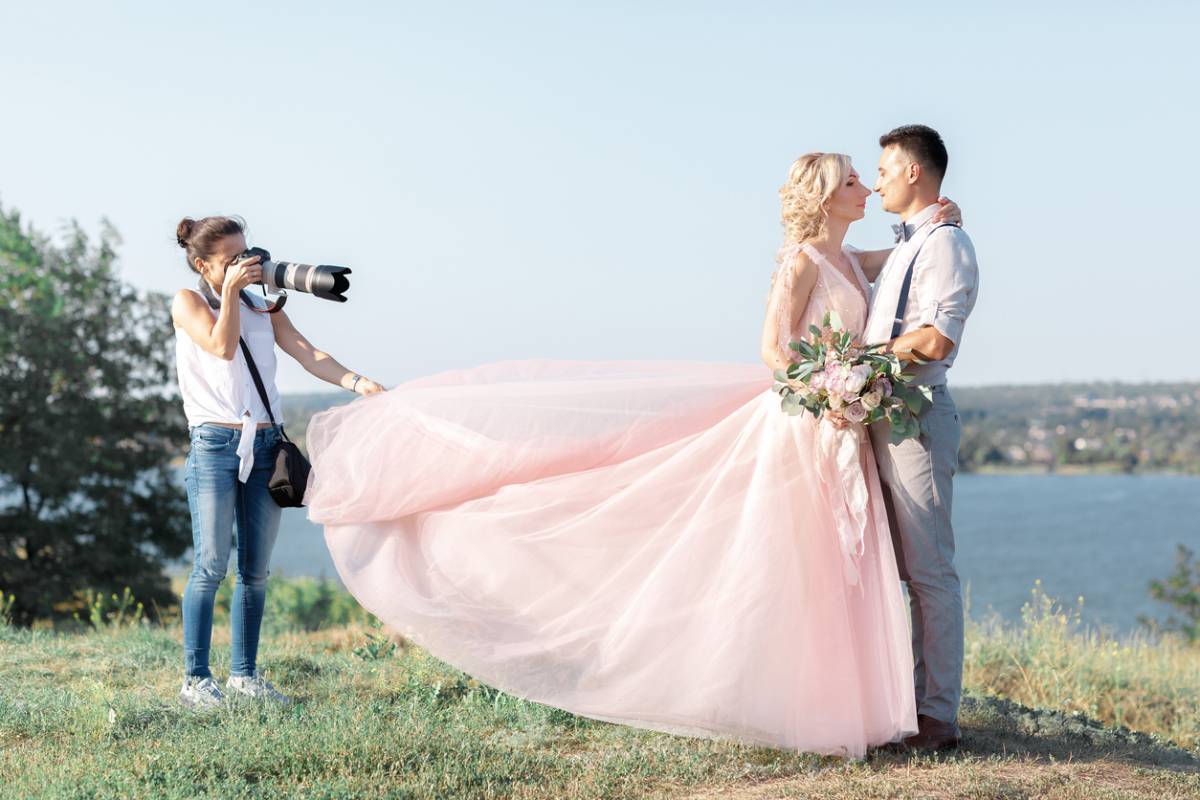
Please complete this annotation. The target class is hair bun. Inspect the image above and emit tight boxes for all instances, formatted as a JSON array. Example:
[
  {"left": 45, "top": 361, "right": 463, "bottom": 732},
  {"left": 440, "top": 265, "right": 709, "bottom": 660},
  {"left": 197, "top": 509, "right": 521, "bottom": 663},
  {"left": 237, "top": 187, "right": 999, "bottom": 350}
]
[{"left": 176, "top": 217, "right": 196, "bottom": 248}]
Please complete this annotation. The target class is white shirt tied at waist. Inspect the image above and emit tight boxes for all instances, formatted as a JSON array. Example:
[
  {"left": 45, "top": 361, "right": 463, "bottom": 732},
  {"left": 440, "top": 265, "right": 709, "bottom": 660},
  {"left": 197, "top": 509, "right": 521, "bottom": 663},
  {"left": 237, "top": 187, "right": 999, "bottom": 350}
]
[
  {"left": 175, "top": 287, "right": 284, "bottom": 482},
  {"left": 864, "top": 203, "right": 980, "bottom": 387}
]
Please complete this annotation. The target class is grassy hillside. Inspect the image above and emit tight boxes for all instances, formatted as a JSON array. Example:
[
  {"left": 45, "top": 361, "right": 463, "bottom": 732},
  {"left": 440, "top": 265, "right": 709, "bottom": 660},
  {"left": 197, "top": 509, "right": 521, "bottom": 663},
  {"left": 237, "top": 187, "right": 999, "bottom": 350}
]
[{"left": 1, "top": 581, "right": 1196, "bottom": 799}]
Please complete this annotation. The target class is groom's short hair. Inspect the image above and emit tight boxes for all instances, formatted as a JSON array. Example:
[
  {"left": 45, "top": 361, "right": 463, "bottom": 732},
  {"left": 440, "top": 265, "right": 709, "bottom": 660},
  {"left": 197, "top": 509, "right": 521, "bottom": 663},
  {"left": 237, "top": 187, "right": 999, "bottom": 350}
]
[{"left": 879, "top": 125, "right": 948, "bottom": 186}]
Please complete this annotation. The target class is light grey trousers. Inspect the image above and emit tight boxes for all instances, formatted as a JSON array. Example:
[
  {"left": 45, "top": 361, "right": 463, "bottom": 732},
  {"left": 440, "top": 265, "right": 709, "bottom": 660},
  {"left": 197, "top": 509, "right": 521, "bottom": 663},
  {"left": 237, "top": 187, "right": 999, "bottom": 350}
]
[{"left": 868, "top": 384, "right": 963, "bottom": 724}]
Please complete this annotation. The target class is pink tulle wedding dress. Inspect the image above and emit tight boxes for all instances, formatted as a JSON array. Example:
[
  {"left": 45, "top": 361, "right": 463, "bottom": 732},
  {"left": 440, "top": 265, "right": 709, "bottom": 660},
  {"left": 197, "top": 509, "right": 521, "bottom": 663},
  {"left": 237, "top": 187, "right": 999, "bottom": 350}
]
[{"left": 304, "top": 243, "right": 917, "bottom": 758}]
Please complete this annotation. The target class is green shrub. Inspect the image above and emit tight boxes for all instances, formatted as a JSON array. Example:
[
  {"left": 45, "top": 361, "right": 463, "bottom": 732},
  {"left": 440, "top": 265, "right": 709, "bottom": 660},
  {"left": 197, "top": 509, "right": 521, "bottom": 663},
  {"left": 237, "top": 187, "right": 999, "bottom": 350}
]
[
  {"left": 0, "top": 590, "right": 14, "bottom": 626},
  {"left": 212, "top": 575, "right": 370, "bottom": 632},
  {"left": 353, "top": 617, "right": 398, "bottom": 661},
  {"left": 73, "top": 587, "right": 146, "bottom": 630},
  {"left": 1142, "top": 543, "right": 1200, "bottom": 643}
]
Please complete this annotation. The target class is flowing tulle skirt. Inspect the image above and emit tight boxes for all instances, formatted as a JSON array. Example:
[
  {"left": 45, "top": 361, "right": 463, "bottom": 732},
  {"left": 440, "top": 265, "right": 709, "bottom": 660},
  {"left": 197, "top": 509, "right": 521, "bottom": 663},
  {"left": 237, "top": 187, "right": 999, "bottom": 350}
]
[{"left": 305, "top": 360, "right": 916, "bottom": 758}]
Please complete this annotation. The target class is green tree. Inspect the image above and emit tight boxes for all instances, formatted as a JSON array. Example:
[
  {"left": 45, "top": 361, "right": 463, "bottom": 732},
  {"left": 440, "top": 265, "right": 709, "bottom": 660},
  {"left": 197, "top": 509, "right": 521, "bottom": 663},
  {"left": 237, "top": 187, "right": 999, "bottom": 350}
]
[
  {"left": 0, "top": 203, "right": 190, "bottom": 625},
  {"left": 1143, "top": 544, "right": 1200, "bottom": 643}
]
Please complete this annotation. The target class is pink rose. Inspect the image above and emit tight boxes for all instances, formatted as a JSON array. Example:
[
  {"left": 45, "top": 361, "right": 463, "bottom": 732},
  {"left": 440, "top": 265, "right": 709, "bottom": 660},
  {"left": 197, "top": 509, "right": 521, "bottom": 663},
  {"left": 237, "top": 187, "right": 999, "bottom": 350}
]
[
  {"left": 843, "top": 401, "right": 867, "bottom": 423},
  {"left": 874, "top": 377, "right": 893, "bottom": 398},
  {"left": 861, "top": 390, "right": 883, "bottom": 411}
]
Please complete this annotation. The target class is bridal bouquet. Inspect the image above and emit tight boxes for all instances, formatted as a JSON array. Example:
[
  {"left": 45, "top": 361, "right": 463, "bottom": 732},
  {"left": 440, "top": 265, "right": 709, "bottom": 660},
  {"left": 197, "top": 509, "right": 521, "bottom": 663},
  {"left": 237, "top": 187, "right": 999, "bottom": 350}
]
[{"left": 773, "top": 311, "right": 932, "bottom": 443}]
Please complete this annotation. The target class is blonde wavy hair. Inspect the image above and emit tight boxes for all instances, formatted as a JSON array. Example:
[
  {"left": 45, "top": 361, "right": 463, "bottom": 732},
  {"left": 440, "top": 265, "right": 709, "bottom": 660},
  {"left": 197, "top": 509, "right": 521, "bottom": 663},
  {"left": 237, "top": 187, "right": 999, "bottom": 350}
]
[{"left": 779, "top": 152, "right": 852, "bottom": 244}]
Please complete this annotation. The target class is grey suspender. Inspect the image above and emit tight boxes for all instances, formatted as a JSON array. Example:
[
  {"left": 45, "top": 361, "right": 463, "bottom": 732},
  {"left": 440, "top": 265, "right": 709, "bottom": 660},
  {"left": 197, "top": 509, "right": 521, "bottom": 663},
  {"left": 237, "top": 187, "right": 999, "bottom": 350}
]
[{"left": 890, "top": 223, "right": 959, "bottom": 340}]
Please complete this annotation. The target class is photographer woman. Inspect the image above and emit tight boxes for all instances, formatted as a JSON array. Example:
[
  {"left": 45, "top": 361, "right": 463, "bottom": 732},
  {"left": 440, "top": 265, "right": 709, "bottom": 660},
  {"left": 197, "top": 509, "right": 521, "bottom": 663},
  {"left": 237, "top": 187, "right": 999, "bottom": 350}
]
[{"left": 171, "top": 215, "right": 384, "bottom": 708}]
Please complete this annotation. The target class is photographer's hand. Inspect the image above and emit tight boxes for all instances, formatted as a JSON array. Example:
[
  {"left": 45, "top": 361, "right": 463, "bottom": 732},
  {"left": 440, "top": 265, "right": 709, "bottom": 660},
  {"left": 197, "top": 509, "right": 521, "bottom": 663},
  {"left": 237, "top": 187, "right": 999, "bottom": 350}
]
[
  {"left": 350, "top": 375, "right": 386, "bottom": 396},
  {"left": 223, "top": 255, "right": 262, "bottom": 296}
]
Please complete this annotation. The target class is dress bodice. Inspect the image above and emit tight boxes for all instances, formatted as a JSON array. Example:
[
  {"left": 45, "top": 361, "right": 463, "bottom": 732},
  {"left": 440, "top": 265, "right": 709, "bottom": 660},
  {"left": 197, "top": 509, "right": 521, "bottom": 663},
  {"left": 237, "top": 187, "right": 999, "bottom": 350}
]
[{"left": 768, "top": 242, "right": 871, "bottom": 366}]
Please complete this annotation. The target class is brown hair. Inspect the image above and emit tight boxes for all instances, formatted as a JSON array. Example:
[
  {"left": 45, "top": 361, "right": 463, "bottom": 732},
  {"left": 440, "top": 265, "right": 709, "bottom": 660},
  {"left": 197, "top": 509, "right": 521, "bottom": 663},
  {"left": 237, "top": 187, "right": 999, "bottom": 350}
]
[
  {"left": 176, "top": 215, "right": 245, "bottom": 274},
  {"left": 879, "top": 124, "right": 948, "bottom": 186}
]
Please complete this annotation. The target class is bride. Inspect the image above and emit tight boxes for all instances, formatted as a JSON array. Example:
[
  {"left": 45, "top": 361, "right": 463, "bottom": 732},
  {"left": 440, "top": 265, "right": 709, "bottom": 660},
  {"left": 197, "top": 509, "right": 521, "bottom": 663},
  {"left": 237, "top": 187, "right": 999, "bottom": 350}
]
[{"left": 303, "top": 153, "right": 959, "bottom": 758}]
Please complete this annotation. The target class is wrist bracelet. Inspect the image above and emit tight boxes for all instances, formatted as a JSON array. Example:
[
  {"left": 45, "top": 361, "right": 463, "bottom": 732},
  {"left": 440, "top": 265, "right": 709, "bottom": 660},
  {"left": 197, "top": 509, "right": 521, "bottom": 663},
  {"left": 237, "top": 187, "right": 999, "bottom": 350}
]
[{"left": 351, "top": 374, "right": 362, "bottom": 392}]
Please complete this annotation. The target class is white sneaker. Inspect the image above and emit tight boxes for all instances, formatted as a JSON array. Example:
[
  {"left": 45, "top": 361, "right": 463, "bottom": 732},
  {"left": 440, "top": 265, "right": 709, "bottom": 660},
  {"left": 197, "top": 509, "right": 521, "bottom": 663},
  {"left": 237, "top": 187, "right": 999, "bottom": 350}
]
[
  {"left": 179, "top": 676, "right": 225, "bottom": 709},
  {"left": 225, "top": 671, "right": 291, "bottom": 705}
]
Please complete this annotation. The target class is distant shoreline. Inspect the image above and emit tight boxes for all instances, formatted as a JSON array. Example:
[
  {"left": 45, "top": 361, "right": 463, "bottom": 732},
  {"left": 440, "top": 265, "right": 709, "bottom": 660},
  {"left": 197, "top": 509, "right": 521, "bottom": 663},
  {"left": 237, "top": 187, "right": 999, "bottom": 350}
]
[
  {"left": 168, "top": 457, "right": 1200, "bottom": 478},
  {"left": 964, "top": 464, "right": 1200, "bottom": 478}
]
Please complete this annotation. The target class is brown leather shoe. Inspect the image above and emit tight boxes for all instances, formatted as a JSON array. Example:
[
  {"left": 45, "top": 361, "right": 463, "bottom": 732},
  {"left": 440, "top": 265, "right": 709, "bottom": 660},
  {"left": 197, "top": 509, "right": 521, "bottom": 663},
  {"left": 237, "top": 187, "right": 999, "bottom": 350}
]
[{"left": 902, "top": 714, "right": 961, "bottom": 751}]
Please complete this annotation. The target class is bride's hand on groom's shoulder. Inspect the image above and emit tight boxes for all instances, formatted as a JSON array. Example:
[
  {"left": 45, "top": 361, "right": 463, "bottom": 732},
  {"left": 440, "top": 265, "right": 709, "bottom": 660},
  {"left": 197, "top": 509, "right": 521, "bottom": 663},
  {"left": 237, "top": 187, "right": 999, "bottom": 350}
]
[{"left": 932, "top": 197, "right": 963, "bottom": 227}]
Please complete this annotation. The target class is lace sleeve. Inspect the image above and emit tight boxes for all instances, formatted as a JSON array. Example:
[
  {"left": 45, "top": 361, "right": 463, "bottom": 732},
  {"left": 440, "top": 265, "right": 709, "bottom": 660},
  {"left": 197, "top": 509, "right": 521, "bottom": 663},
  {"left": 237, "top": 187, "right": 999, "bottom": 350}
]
[{"left": 764, "top": 244, "right": 803, "bottom": 369}]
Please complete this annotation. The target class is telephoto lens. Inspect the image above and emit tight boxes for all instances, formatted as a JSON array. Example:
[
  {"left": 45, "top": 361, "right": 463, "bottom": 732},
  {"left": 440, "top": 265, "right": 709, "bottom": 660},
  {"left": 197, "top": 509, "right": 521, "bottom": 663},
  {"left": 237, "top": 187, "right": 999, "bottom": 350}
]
[{"left": 240, "top": 246, "right": 352, "bottom": 303}]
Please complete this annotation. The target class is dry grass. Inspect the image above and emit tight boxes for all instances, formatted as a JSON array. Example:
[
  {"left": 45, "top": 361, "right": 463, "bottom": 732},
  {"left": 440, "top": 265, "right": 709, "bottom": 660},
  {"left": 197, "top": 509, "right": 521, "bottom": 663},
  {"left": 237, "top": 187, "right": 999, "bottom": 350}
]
[{"left": 964, "top": 583, "right": 1200, "bottom": 750}]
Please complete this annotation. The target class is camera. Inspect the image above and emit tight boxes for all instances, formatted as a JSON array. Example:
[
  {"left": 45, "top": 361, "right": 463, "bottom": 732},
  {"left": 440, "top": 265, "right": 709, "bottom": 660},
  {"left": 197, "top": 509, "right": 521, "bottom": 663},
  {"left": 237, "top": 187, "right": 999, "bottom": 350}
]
[{"left": 235, "top": 246, "right": 352, "bottom": 303}]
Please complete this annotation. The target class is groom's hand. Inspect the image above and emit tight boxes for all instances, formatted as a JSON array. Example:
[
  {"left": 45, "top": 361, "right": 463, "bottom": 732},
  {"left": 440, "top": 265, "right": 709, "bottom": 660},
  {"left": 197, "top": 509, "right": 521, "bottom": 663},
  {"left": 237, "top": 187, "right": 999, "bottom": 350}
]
[{"left": 889, "top": 326, "right": 954, "bottom": 365}]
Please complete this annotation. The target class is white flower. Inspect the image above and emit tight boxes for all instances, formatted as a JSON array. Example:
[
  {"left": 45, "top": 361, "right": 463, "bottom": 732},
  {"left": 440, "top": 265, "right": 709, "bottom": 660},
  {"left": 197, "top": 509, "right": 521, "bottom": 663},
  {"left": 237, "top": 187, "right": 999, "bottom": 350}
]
[
  {"left": 861, "top": 390, "right": 883, "bottom": 411},
  {"left": 845, "top": 364, "right": 873, "bottom": 394}
]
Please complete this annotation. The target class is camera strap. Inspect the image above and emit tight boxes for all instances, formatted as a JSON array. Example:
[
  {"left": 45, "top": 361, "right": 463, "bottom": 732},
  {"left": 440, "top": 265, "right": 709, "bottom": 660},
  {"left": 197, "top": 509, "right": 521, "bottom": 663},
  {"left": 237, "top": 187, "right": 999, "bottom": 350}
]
[
  {"left": 196, "top": 277, "right": 286, "bottom": 314},
  {"left": 195, "top": 279, "right": 293, "bottom": 445},
  {"left": 197, "top": 278, "right": 251, "bottom": 313}
]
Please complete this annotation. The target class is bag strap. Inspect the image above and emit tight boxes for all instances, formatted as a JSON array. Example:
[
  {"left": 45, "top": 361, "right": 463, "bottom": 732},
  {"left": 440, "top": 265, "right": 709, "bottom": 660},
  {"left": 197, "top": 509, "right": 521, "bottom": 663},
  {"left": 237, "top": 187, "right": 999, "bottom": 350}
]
[
  {"left": 890, "top": 223, "right": 959, "bottom": 340},
  {"left": 196, "top": 280, "right": 291, "bottom": 443},
  {"left": 238, "top": 337, "right": 290, "bottom": 443}
]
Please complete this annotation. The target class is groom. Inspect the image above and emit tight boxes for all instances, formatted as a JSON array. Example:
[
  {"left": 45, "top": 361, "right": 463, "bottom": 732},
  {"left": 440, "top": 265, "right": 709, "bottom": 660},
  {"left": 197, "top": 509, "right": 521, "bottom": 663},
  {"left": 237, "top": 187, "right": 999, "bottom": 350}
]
[{"left": 865, "top": 124, "right": 979, "bottom": 751}]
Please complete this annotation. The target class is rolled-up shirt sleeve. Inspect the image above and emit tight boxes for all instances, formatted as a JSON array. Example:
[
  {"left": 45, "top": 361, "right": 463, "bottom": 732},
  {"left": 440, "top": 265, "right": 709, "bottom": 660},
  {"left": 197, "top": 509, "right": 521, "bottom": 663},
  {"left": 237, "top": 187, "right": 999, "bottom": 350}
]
[{"left": 913, "top": 229, "right": 979, "bottom": 346}]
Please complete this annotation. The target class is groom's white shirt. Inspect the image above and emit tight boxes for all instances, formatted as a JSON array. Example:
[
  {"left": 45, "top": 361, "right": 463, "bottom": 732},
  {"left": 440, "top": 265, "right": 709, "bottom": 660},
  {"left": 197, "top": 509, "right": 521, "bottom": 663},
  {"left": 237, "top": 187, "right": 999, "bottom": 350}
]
[{"left": 864, "top": 203, "right": 979, "bottom": 387}]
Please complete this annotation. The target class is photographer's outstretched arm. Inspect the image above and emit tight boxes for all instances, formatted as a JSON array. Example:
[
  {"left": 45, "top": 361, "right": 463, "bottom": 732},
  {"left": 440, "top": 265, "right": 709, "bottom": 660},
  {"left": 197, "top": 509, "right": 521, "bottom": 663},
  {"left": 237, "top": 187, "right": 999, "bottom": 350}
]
[{"left": 271, "top": 310, "right": 386, "bottom": 396}]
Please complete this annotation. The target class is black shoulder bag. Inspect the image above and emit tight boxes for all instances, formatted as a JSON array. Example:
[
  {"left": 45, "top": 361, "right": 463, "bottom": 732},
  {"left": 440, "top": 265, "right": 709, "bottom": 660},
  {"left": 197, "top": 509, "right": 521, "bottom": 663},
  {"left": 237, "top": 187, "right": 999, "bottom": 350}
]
[
  {"left": 240, "top": 339, "right": 311, "bottom": 508},
  {"left": 197, "top": 280, "right": 311, "bottom": 507}
]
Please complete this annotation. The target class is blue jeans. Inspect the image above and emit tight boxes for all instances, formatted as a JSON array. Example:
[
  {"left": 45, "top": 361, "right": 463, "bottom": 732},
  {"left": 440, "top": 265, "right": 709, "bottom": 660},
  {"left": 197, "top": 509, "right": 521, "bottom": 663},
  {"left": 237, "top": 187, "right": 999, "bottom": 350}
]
[{"left": 182, "top": 424, "right": 283, "bottom": 678}]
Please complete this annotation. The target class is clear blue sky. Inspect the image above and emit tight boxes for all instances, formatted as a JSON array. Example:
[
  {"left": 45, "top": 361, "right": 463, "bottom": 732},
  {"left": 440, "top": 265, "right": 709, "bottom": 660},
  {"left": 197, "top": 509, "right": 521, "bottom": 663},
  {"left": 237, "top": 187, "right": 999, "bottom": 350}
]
[{"left": 3, "top": 2, "right": 1197, "bottom": 393}]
